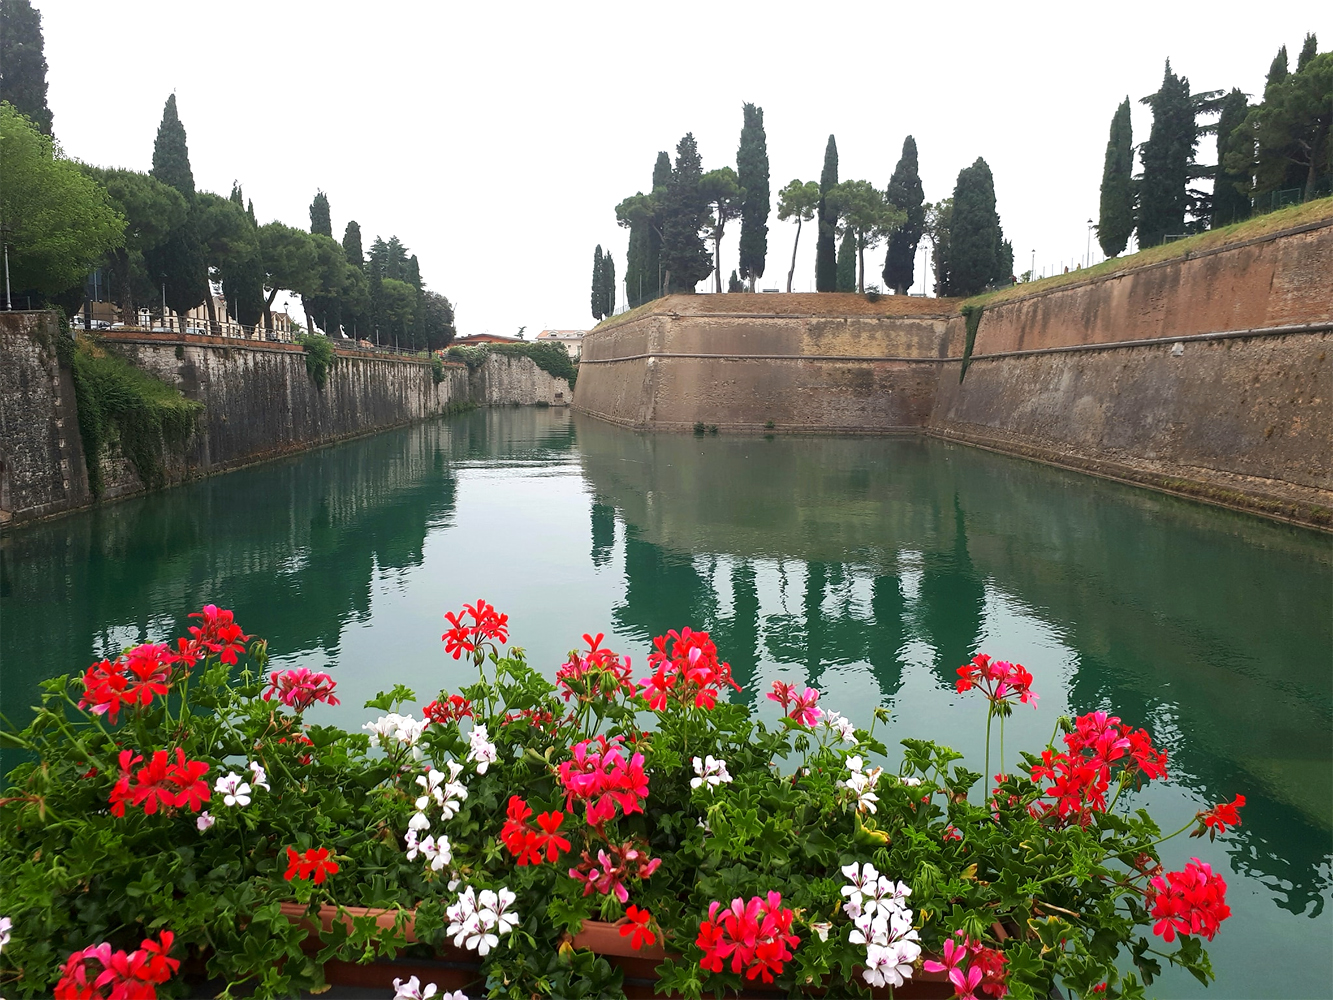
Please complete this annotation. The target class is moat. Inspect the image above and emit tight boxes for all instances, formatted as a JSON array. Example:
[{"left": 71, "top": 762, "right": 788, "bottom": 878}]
[{"left": 2, "top": 408, "right": 1328, "bottom": 998}]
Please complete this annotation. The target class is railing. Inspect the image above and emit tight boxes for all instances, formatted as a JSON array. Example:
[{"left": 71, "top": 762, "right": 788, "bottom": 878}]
[{"left": 75, "top": 314, "right": 295, "bottom": 343}]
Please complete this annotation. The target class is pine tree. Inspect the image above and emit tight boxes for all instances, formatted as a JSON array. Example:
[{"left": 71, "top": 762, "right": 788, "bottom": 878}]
[
  {"left": 882, "top": 136, "right": 925, "bottom": 293},
  {"left": 343, "top": 221, "right": 364, "bottom": 269},
  {"left": 1213, "top": 89, "right": 1252, "bottom": 227},
  {"left": 1138, "top": 61, "right": 1195, "bottom": 248},
  {"left": 949, "top": 158, "right": 1002, "bottom": 297},
  {"left": 660, "top": 134, "right": 712, "bottom": 293},
  {"left": 0, "top": 0, "right": 52, "bottom": 134},
  {"left": 1098, "top": 99, "right": 1135, "bottom": 256},
  {"left": 591, "top": 245, "right": 605, "bottom": 320},
  {"left": 144, "top": 94, "right": 207, "bottom": 320},
  {"left": 737, "top": 103, "right": 770, "bottom": 289},
  {"left": 602, "top": 251, "right": 616, "bottom": 316},
  {"left": 836, "top": 231, "right": 856, "bottom": 292},
  {"left": 815, "top": 136, "right": 839, "bottom": 292},
  {"left": 310, "top": 191, "right": 332, "bottom": 237}
]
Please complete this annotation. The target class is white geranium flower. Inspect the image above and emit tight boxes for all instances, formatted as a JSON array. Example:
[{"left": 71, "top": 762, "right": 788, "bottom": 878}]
[
  {"left": 196, "top": 811, "right": 215, "bottom": 831},
  {"left": 689, "top": 755, "right": 733, "bottom": 791},
  {"left": 820, "top": 710, "right": 858, "bottom": 744},
  {"left": 408, "top": 810, "right": 431, "bottom": 832},
  {"left": 393, "top": 975, "right": 439, "bottom": 1000},
  {"left": 214, "top": 773, "right": 251, "bottom": 808},
  {"left": 466, "top": 725, "right": 498, "bottom": 774},
  {"left": 810, "top": 920, "right": 832, "bottom": 943},
  {"left": 420, "top": 834, "right": 452, "bottom": 871},
  {"left": 0, "top": 915, "right": 12, "bottom": 953},
  {"left": 248, "top": 760, "right": 270, "bottom": 792}
]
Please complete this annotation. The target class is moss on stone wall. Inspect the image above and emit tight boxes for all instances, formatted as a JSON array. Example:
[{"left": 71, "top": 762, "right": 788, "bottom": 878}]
[
  {"left": 959, "top": 304, "right": 984, "bottom": 382},
  {"left": 297, "top": 333, "right": 336, "bottom": 390},
  {"left": 65, "top": 334, "right": 202, "bottom": 496}
]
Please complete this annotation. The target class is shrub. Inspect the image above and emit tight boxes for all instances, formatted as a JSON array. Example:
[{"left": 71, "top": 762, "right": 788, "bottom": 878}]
[
  {"left": 297, "top": 333, "right": 335, "bottom": 390},
  {"left": 0, "top": 604, "right": 1239, "bottom": 999}
]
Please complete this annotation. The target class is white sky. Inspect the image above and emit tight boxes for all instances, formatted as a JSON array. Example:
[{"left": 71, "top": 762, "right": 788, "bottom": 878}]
[{"left": 40, "top": 0, "right": 1328, "bottom": 335}]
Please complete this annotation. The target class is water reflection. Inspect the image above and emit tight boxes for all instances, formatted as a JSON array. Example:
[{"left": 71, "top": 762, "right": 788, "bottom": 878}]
[{"left": 2, "top": 407, "right": 1328, "bottom": 996}]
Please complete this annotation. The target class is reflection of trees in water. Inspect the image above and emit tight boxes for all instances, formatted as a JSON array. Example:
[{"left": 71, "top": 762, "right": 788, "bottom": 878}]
[
  {"left": 916, "top": 496, "right": 985, "bottom": 687},
  {"left": 1068, "top": 650, "right": 1331, "bottom": 919},
  {"left": 590, "top": 500, "right": 615, "bottom": 568},
  {"left": 1, "top": 420, "right": 462, "bottom": 728}
]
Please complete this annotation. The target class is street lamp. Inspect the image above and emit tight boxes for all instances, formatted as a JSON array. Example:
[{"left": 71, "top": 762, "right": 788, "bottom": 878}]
[{"left": 1086, "top": 219, "right": 1095, "bottom": 268}]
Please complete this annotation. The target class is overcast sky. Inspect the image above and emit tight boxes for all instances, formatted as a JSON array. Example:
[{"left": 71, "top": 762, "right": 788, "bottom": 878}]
[{"left": 40, "top": 1, "right": 1327, "bottom": 336}]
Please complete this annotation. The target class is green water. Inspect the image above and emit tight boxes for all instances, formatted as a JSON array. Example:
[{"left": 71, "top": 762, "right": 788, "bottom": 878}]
[{"left": 2, "top": 408, "right": 1329, "bottom": 998}]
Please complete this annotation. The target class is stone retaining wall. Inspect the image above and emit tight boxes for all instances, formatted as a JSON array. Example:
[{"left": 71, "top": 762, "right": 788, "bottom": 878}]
[{"left": 0, "top": 318, "right": 572, "bottom": 525}]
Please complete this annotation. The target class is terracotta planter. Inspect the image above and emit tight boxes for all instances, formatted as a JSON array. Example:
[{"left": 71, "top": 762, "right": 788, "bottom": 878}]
[{"left": 276, "top": 905, "right": 1001, "bottom": 999}]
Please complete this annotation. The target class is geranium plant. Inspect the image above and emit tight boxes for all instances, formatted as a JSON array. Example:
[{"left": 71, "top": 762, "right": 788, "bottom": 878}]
[{"left": 0, "top": 604, "right": 1241, "bottom": 999}]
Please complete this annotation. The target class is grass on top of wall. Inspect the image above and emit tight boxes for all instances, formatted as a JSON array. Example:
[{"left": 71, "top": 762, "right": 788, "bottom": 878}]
[
  {"left": 966, "top": 196, "right": 1333, "bottom": 309},
  {"left": 61, "top": 332, "right": 203, "bottom": 497}
]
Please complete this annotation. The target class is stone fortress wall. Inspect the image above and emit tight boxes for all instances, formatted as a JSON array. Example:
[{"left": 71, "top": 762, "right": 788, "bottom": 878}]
[
  {"left": 575, "top": 217, "right": 1333, "bottom": 528},
  {"left": 0, "top": 320, "right": 572, "bottom": 525}
]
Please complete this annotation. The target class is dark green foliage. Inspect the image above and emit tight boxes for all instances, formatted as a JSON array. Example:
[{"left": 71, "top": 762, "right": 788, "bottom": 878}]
[
  {"left": 66, "top": 335, "right": 202, "bottom": 496},
  {"left": 1213, "top": 89, "right": 1253, "bottom": 227},
  {"left": 928, "top": 198, "right": 953, "bottom": 296},
  {"left": 145, "top": 94, "right": 206, "bottom": 317},
  {"left": 815, "top": 135, "right": 838, "bottom": 291},
  {"left": 591, "top": 245, "right": 605, "bottom": 320},
  {"left": 737, "top": 103, "right": 770, "bottom": 287},
  {"left": 342, "top": 221, "right": 364, "bottom": 269},
  {"left": 647, "top": 151, "right": 669, "bottom": 298},
  {"left": 421, "top": 290, "right": 456, "bottom": 350},
  {"left": 949, "top": 158, "right": 1004, "bottom": 296},
  {"left": 835, "top": 231, "right": 856, "bottom": 292},
  {"left": 1236, "top": 43, "right": 1332, "bottom": 201},
  {"left": 297, "top": 333, "right": 335, "bottom": 389},
  {"left": 1297, "top": 32, "right": 1318, "bottom": 73},
  {"left": 309, "top": 190, "right": 331, "bottom": 237},
  {"left": 449, "top": 340, "right": 577, "bottom": 387},
  {"left": 728, "top": 269, "right": 743, "bottom": 292},
  {"left": 660, "top": 133, "right": 712, "bottom": 293},
  {"left": 602, "top": 251, "right": 615, "bottom": 316},
  {"left": 883, "top": 136, "right": 926, "bottom": 292},
  {"left": 1266, "top": 46, "right": 1289, "bottom": 96},
  {"left": 622, "top": 152, "right": 671, "bottom": 308},
  {"left": 1138, "top": 61, "right": 1196, "bottom": 248},
  {"left": 220, "top": 185, "right": 264, "bottom": 326},
  {"left": 150, "top": 95, "right": 195, "bottom": 200},
  {"left": 0, "top": 0, "right": 52, "bottom": 134},
  {"left": 1098, "top": 99, "right": 1135, "bottom": 256}
]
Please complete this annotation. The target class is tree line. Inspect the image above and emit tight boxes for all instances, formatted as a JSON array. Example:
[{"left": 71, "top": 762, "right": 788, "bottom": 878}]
[
  {"left": 596, "top": 105, "right": 1014, "bottom": 316},
  {"left": 1098, "top": 33, "right": 1330, "bottom": 255},
  {"left": 0, "top": 0, "right": 455, "bottom": 351}
]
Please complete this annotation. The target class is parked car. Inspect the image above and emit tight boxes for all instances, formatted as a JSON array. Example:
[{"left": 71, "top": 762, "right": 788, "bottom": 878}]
[
  {"left": 185, "top": 325, "right": 208, "bottom": 336},
  {"left": 109, "top": 323, "right": 129, "bottom": 330}
]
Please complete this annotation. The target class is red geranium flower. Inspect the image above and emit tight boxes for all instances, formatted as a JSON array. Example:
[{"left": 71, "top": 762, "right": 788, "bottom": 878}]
[
  {"left": 640, "top": 627, "right": 740, "bottom": 712},
  {"left": 186, "top": 605, "right": 251, "bottom": 665},
  {"left": 441, "top": 599, "right": 508, "bottom": 659},
  {"left": 284, "top": 845, "right": 340, "bottom": 884},
  {"left": 424, "top": 693, "right": 473, "bottom": 724},
  {"left": 1148, "top": 858, "right": 1230, "bottom": 942},
  {"left": 1194, "top": 794, "right": 1246, "bottom": 840},
  {"left": 620, "top": 905, "right": 656, "bottom": 950}
]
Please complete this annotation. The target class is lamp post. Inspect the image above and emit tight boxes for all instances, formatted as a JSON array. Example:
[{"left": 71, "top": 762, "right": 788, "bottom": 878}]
[
  {"left": 1030, "top": 249, "right": 1035, "bottom": 281},
  {"left": 1, "top": 223, "right": 12, "bottom": 310},
  {"left": 1086, "top": 219, "right": 1094, "bottom": 268}
]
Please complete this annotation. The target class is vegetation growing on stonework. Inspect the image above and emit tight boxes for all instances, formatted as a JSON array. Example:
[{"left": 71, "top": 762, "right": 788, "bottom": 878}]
[
  {"left": 60, "top": 332, "right": 201, "bottom": 496},
  {"left": 297, "top": 333, "right": 335, "bottom": 390},
  {"left": 446, "top": 341, "right": 578, "bottom": 388}
]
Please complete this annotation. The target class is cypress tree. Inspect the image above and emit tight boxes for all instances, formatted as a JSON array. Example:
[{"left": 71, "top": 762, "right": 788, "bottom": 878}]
[
  {"left": 949, "top": 158, "right": 1002, "bottom": 297},
  {"left": 835, "top": 232, "right": 856, "bottom": 292},
  {"left": 1213, "top": 89, "right": 1252, "bottom": 227},
  {"left": 649, "top": 151, "right": 671, "bottom": 298},
  {"left": 602, "top": 251, "right": 616, "bottom": 316},
  {"left": 1265, "top": 46, "right": 1288, "bottom": 97},
  {"left": 0, "top": 0, "right": 52, "bottom": 134},
  {"left": 144, "top": 95, "right": 207, "bottom": 320},
  {"left": 660, "top": 134, "right": 712, "bottom": 293},
  {"left": 1098, "top": 98, "right": 1135, "bottom": 256},
  {"left": 220, "top": 183, "right": 264, "bottom": 327},
  {"left": 1138, "top": 61, "right": 1195, "bottom": 248},
  {"left": 310, "top": 191, "right": 332, "bottom": 237},
  {"left": 815, "top": 136, "right": 839, "bottom": 291},
  {"left": 1296, "top": 32, "right": 1317, "bottom": 72},
  {"left": 343, "top": 221, "right": 364, "bottom": 269},
  {"left": 737, "top": 103, "right": 770, "bottom": 289},
  {"left": 883, "top": 136, "right": 926, "bottom": 293},
  {"left": 591, "top": 245, "right": 605, "bottom": 320}
]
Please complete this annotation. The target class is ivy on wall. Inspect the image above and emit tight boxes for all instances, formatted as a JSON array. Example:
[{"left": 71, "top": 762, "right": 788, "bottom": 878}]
[
  {"left": 297, "top": 334, "right": 336, "bottom": 390},
  {"left": 959, "top": 304, "right": 985, "bottom": 382},
  {"left": 60, "top": 330, "right": 202, "bottom": 497},
  {"left": 446, "top": 341, "right": 577, "bottom": 387}
]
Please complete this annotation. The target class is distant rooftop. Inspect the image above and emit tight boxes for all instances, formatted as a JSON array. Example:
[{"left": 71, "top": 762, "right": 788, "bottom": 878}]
[{"left": 536, "top": 329, "right": 586, "bottom": 340}]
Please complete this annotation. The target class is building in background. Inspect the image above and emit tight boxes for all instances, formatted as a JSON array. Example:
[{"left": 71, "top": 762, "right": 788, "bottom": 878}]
[{"left": 535, "top": 329, "right": 585, "bottom": 359}]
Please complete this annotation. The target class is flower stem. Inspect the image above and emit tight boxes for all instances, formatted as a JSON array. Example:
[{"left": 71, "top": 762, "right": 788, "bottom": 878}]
[{"left": 983, "top": 706, "right": 993, "bottom": 791}]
